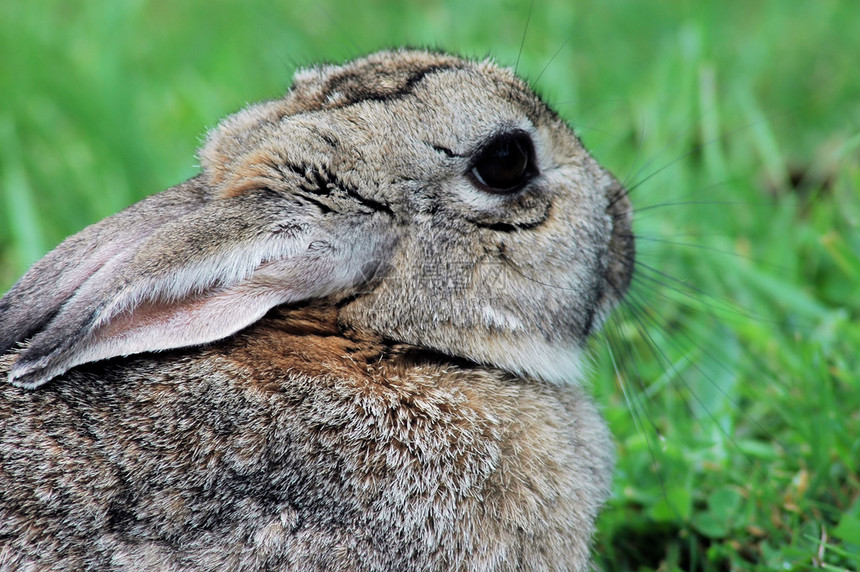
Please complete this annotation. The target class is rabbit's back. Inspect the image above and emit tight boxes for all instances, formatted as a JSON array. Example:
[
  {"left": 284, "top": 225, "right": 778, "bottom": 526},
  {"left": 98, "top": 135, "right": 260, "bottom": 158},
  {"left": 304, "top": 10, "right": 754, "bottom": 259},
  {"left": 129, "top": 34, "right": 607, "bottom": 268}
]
[{"left": 0, "top": 305, "right": 612, "bottom": 571}]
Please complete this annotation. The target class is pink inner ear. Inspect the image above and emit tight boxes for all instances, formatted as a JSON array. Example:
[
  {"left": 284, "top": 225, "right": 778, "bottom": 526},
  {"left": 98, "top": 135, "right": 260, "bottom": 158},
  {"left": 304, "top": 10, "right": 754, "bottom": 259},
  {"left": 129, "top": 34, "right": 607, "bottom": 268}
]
[
  {"left": 87, "top": 283, "right": 300, "bottom": 363},
  {"left": 76, "top": 250, "right": 358, "bottom": 367}
]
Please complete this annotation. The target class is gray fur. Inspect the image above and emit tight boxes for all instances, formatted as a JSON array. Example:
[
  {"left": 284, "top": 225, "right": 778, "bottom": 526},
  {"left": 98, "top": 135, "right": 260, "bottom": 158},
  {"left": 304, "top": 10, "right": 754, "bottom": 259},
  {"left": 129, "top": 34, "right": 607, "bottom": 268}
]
[{"left": 0, "top": 50, "right": 634, "bottom": 570}]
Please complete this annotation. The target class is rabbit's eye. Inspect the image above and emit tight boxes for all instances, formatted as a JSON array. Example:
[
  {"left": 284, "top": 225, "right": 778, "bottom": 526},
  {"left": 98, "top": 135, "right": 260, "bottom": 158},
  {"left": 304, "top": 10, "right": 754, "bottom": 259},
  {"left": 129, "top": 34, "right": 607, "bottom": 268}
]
[{"left": 469, "top": 131, "right": 536, "bottom": 193}]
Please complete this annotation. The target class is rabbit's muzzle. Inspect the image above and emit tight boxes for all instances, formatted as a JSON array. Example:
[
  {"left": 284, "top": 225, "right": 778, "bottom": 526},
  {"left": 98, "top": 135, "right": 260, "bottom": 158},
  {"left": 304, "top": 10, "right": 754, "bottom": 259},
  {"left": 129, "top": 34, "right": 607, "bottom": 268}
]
[{"left": 602, "top": 180, "right": 635, "bottom": 308}]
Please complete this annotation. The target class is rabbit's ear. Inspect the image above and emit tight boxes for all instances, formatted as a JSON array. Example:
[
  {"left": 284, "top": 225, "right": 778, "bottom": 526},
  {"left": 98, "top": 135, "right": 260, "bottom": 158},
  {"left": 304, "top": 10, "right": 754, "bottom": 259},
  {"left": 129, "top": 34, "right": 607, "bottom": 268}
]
[{"left": 1, "top": 180, "right": 390, "bottom": 388}]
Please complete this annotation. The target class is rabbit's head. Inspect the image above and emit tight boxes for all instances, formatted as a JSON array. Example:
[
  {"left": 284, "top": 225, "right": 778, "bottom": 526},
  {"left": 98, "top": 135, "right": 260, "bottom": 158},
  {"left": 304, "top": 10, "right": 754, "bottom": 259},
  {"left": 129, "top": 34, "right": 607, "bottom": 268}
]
[{"left": 0, "top": 49, "right": 633, "bottom": 388}]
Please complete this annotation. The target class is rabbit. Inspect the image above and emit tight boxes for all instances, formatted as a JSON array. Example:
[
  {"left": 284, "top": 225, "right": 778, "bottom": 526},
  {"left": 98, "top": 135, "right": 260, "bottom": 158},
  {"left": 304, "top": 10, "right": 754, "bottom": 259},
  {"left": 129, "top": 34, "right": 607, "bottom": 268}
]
[{"left": 0, "top": 49, "right": 634, "bottom": 571}]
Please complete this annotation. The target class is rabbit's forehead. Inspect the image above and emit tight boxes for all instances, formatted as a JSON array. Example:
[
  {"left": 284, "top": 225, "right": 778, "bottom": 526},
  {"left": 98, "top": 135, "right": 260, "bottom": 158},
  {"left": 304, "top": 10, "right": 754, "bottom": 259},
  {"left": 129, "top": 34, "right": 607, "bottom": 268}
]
[
  {"left": 313, "top": 70, "right": 563, "bottom": 163},
  {"left": 288, "top": 51, "right": 554, "bottom": 140},
  {"left": 401, "top": 72, "right": 540, "bottom": 135}
]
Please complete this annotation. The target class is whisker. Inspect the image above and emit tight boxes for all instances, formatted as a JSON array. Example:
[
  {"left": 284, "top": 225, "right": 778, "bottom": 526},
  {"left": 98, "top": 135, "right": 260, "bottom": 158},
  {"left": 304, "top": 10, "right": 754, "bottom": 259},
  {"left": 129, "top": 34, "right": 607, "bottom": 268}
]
[
  {"left": 533, "top": 33, "right": 573, "bottom": 87},
  {"left": 621, "top": 105, "right": 717, "bottom": 192},
  {"left": 631, "top": 260, "right": 782, "bottom": 325},
  {"left": 514, "top": 0, "right": 535, "bottom": 76},
  {"left": 626, "top": 235, "right": 786, "bottom": 270},
  {"left": 496, "top": 251, "right": 580, "bottom": 292},
  {"left": 617, "top": 289, "right": 762, "bottom": 469},
  {"left": 626, "top": 106, "right": 801, "bottom": 195},
  {"left": 603, "top": 317, "right": 676, "bottom": 519},
  {"left": 633, "top": 199, "right": 771, "bottom": 214},
  {"left": 623, "top": 289, "right": 781, "bottom": 448},
  {"left": 315, "top": 2, "right": 361, "bottom": 54},
  {"left": 627, "top": 274, "right": 741, "bottom": 323},
  {"left": 620, "top": 108, "right": 650, "bottom": 194}
]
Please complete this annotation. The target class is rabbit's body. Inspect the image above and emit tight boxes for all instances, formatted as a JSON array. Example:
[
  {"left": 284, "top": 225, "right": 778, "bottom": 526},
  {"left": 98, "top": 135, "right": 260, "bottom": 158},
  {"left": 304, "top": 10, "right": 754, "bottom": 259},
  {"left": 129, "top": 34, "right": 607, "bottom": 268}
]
[
  {"left": 0, "top": 304, "right": 612, "bottom": 570},
  {"left": 0, "top": 50, "right": 633, "bottom": 570}
]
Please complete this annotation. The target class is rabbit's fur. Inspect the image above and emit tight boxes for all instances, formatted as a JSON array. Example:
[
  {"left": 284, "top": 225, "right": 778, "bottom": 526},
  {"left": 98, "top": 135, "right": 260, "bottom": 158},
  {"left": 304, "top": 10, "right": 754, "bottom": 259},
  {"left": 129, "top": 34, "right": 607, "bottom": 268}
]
[{"left": 0, "top": 50, "right": 633, "bottom": 570}]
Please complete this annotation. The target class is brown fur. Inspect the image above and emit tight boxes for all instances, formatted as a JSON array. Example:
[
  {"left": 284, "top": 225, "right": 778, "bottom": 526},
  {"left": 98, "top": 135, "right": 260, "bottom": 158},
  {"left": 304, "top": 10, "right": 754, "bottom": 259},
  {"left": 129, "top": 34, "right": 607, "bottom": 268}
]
[{"left": 0, "top": 304, "right": 612, "bottom": 570}]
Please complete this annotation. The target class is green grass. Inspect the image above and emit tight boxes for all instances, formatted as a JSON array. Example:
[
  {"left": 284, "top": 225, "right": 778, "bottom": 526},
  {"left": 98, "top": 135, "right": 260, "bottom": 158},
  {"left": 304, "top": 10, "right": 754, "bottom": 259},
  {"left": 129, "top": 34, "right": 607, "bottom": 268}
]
[{"left": 2, "top": 1, "right": 858, "bottom": 569}]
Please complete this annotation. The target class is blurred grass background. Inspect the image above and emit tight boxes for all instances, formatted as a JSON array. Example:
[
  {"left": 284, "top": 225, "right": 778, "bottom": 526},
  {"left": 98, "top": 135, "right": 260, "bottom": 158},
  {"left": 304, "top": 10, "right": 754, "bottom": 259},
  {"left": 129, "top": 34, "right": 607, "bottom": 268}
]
[{"left": 1, "top": 1, "right": 858, "bottom": 569}]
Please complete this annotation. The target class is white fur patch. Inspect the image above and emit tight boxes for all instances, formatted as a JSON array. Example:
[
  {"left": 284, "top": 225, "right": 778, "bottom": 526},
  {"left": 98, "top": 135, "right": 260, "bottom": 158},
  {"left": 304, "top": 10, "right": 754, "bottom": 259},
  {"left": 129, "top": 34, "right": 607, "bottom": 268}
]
[{"left": 477, "top": 336, "right": 585, "bottom": 386}]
